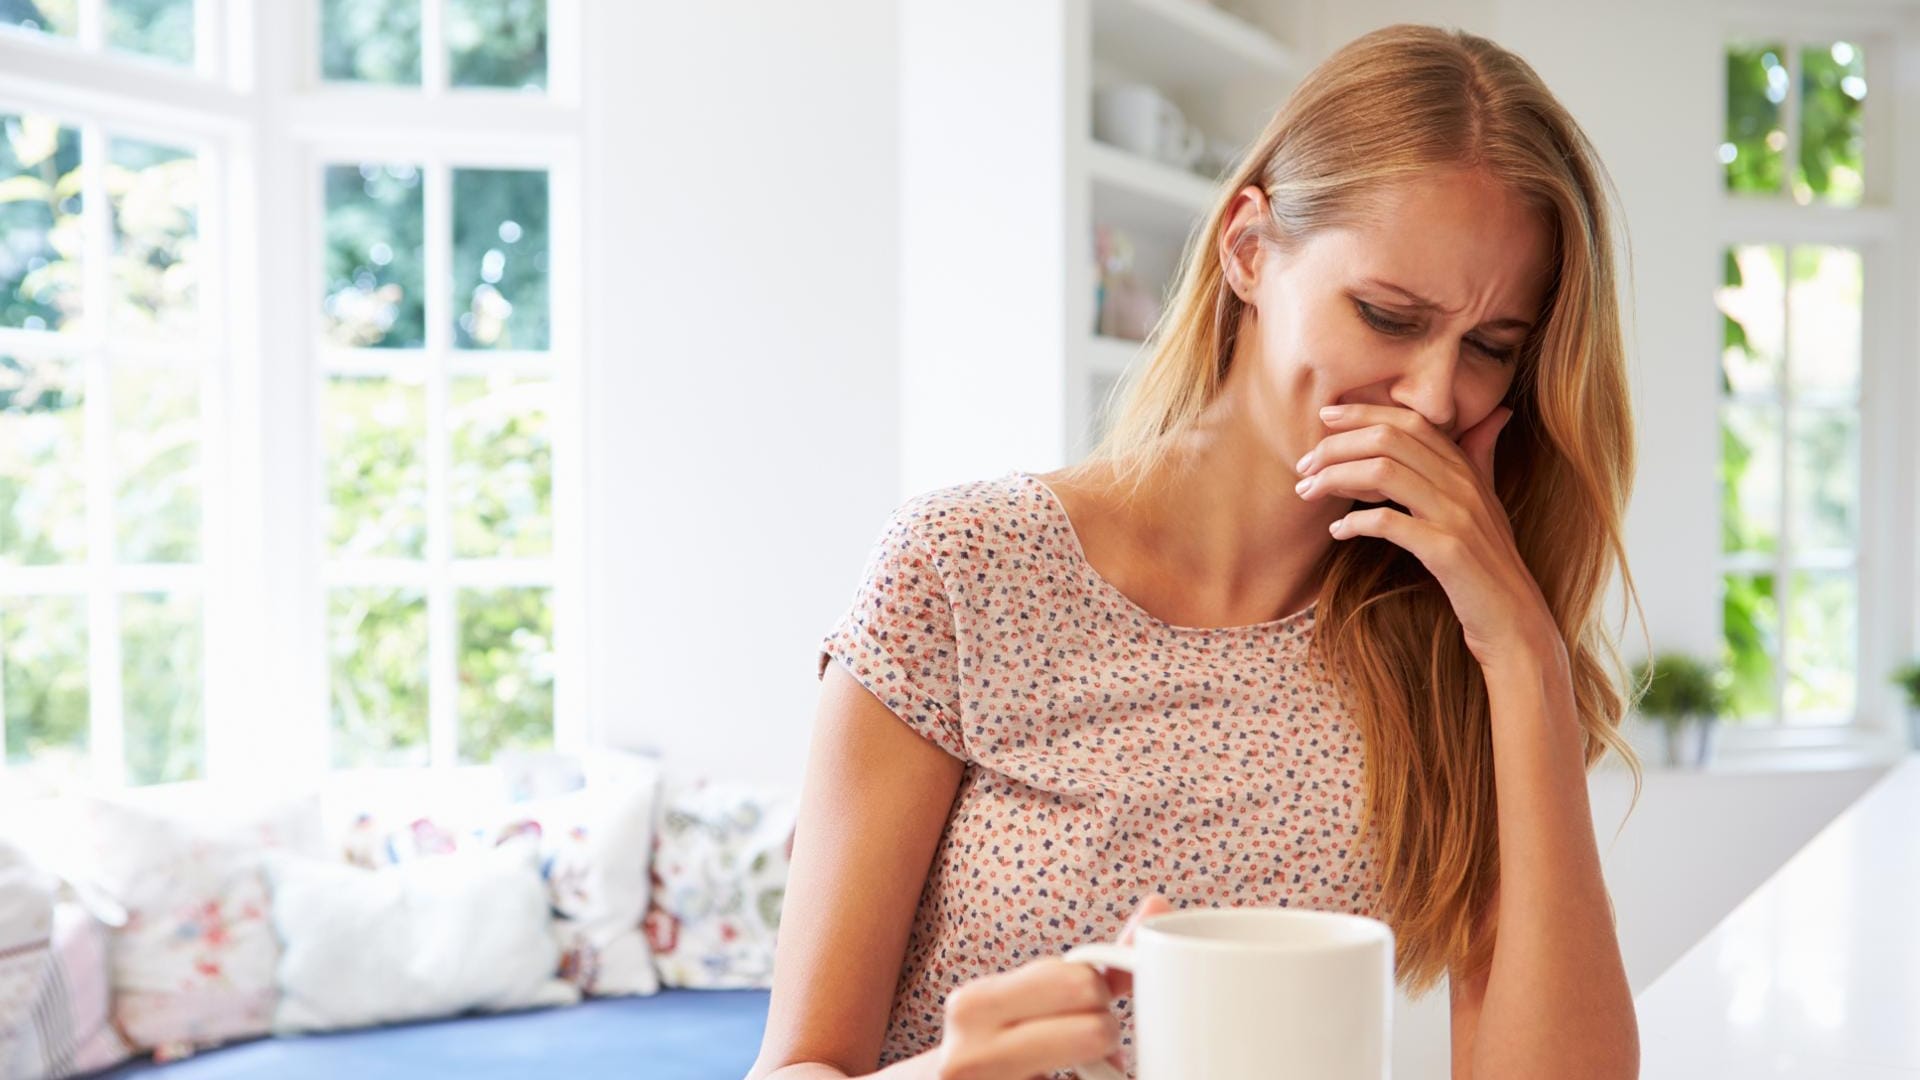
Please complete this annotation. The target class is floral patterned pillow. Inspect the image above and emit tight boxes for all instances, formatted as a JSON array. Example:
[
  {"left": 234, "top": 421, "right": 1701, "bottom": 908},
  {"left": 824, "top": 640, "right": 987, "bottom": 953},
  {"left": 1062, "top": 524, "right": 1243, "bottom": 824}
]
[
  {"left": 643, "top": 779, "right": 797, "bottom": 989},
  {"left": 80, "top": 792, "right": 324, "bottom": 1062}
]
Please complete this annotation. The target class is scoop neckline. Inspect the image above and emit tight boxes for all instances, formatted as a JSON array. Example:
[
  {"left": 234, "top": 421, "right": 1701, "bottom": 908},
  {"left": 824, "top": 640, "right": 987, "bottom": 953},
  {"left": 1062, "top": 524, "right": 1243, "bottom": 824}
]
[{"left": 1011, "top": 469, "right": 1316, "bottom": 636}]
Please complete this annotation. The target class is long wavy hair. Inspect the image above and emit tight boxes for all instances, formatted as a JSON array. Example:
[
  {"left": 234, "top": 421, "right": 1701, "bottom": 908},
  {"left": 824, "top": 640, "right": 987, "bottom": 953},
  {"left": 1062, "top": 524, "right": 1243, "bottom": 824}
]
[{"left": 1072, "top": 24, "right": 1647, "bottom": 995}]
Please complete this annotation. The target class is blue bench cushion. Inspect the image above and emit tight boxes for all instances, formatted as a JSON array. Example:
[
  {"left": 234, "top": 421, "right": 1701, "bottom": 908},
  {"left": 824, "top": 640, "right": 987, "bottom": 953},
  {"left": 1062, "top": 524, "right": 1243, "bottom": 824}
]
[{"left": 89, "top": 989, "right": 770, "bottom": 1080}]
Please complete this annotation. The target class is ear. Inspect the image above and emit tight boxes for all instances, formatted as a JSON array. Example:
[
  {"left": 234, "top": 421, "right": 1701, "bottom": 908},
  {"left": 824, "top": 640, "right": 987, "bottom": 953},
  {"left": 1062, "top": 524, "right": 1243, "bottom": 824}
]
[{"left": 1217, "top": 185, "right": 1270, "bottom": 303}]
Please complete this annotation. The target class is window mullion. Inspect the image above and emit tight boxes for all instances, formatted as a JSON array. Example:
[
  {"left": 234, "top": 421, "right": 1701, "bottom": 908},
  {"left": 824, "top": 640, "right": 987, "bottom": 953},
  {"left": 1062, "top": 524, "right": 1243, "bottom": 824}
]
[
  {"left": 194, "top": 0, "right": 223, "bottom": 83},
  {"left": 77, "top": 0, "right": 104, "bottom": 51},
  {"left": 195, "top": 128, "right": 240, "bottom": 782},
  {"left": 80, "top": 120, "right": 125, "bottom": 785},
  {"left": 421, "top": 0, "right": 447, "bottom": 95},
  {"left": 1781, "top": 37, "right": 1802, "bottom": 203},
  {"left": 1775, "top": 242, "right": 1794, "bottom": 724},
  {"left": 424, "top": 158, "right": 456, "bottom": 768}
]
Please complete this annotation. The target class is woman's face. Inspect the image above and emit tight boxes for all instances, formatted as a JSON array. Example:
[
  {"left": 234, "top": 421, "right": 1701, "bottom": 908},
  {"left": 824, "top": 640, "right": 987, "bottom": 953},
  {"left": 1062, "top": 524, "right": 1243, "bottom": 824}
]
[{"left": 1219, "top": 168, "right": 1554, "bottom": 470}]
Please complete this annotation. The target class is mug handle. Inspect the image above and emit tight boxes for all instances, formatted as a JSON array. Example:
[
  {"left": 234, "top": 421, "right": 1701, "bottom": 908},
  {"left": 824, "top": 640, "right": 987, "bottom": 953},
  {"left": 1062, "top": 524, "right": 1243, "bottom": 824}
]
[{"left": 1062, "top": 943, "right": 1136, "bottom": 1080}]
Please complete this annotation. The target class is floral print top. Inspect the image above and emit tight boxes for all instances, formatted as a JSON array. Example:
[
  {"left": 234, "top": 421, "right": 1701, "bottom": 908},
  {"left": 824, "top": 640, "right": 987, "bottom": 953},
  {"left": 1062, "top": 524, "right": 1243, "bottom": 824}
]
[{"left": 815, "top": 470, "right": 1383, "bottom": 1072}]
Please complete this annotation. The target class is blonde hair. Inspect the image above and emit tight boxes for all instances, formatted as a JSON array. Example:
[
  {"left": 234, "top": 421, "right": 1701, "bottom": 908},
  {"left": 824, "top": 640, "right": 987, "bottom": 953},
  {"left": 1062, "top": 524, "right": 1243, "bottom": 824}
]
[{"left": 1074, "top": 24, "right": 1646, "bottom": 995}]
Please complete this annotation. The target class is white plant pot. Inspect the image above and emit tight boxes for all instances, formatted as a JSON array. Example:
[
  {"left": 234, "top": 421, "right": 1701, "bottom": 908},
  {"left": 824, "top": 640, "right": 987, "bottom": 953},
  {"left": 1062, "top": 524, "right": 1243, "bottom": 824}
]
[{"left": 1660, "top": 714, "right": 1716, "bottom": 769}]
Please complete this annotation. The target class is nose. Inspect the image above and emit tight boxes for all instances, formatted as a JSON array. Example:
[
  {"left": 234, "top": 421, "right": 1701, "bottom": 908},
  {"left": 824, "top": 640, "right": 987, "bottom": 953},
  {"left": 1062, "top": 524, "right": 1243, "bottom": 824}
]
[{"left": 1387, "top": 339, "right": 1458, "bottom": 434}]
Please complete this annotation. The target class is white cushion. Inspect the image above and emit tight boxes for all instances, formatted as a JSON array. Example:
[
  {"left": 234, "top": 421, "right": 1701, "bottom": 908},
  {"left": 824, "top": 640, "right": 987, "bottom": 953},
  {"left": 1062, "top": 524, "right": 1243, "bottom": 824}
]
[
  {"left": 265, "top": 840, "right": 578, "bottom": 1034},
  {"left": 329, "top": 750, "right": 663, "bottom": 997}
]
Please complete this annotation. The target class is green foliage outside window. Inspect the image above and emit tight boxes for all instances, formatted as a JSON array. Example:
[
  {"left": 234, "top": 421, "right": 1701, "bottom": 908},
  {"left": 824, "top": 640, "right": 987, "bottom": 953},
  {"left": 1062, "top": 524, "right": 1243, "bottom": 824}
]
[
  {"left": 122, "top": 591, "right": 202, "bottom": 784},
  {"left": 448, "top": 0, "right": 547, "bottom": 90},
  {"left": 322, "top": 0, "right": 422, "bottom": 85},
  {"left": 1725, "top": 41, "right": 1866, "bottom": 204},
  {"left": 457, "top": 586, "right": 553, "bottom": 764},
  {"left": 324, "top": 376, "right": 428, "bottom": 559},
  {"left": 1796, "top": 44, "right": 1865, "bottom": 205},
  {"left": 1724, "top": 43, "right": 1787, "bottom": 196},
  {"left": 0, "top": 355, "right": 86, "bottom": 565},
  {"left": 114, "top": 364, "right": 201, "bottom": 564},
  {"left": 323, "top": 164, "right": 426, "bottom": 349},
  {"left": 1, "top": 115, "right": 84, "bottom": 332},
  {"left": 1, "top": 595, "right": 87, "bottom": 769},
  {"left": 2, "top": 0, "right": 78, "bottom": 37},
  {"left": 451, "top": 375, "right": 552, "bottom": 558},
  {"left": 1720, "top": 573, "right": 1778, "bottom": 719},
  {"left": 106, "top": 0, "right": 194, "bottom": 65},
  {"left": 453, "top": 168, "right": 550, "bottom": 350},
  {"left": 330, "top": 587, "right": 429, "bottom": 768}
]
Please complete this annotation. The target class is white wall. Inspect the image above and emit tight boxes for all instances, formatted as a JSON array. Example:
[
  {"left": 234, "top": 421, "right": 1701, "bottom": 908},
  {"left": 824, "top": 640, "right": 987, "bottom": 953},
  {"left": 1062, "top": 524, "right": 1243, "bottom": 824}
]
[{"left": 582, "top": 1, "right": 903, "bottom": 784}]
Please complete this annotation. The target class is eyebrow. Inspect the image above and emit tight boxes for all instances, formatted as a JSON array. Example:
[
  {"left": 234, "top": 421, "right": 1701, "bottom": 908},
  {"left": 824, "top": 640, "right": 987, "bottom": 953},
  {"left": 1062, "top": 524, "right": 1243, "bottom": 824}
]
[{"left": 1361, "top": 278, "right": 1535, "bottom": 334}]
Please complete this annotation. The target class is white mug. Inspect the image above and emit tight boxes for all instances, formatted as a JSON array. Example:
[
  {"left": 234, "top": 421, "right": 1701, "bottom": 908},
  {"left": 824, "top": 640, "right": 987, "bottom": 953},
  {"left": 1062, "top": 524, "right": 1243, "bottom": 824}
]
[
  {"left": 1064, "top": 907, "right": 1394, "bottom": 1079},
  {"left": 1093, "top": 82, "right": 1205, "bottom": 169}
]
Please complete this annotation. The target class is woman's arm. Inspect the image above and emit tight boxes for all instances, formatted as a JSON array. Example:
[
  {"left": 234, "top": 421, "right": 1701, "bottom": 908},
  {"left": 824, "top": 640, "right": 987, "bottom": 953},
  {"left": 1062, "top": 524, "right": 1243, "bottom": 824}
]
[
  {"left": 748, "top": 661, "right": 966, "bottom": 1079},
  {"left": 1294, "top": 401, "right": 1638, "bottom": 1078},
  {"left": 1448, "top": 633, "right": 1638, "bottom": 1079}
]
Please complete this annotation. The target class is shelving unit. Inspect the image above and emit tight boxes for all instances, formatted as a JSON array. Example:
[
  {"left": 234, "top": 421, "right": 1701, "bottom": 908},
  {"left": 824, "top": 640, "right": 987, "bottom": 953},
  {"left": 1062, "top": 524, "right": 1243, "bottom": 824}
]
[
  {"left": 899, "top": 0, "right": 1302, "bottom": 493},
  {"left": 1087, "top": 333, "right": 1148, "bottom": 379},
  {"left": 1086, "top": 138, "right": 1217, "bottom": 237},
  {"left": 1091, "top": 0, "right": 1301, "bottom": 89}
]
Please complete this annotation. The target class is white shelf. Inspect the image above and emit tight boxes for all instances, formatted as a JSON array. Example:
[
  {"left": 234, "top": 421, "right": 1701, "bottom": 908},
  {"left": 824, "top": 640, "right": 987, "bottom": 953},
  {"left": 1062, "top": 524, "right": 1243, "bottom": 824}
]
[
  {"left": 899, "top": 1, "right": 1300, "bottom": 482},
  {"left": 1086, "top": 138, "right": 1218, "bottom": 239},
  {"left": 1086, "top": 334, "right": 1147, "bottom": 379},
  {"left": 1091, "top": 0, "right": 1297, "bottom": 91}
]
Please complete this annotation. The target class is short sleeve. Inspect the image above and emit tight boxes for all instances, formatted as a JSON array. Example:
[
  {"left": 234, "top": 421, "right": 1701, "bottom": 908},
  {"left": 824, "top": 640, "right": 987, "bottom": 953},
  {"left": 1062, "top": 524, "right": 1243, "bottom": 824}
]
[{"left": 816, "top": 510, "right": 968, "bottom": 760}]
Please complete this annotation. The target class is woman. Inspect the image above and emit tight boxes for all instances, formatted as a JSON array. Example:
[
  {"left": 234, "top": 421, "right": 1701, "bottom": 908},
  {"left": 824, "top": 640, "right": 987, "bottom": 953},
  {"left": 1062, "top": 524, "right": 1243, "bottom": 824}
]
[{"left": 752, "top": 23, "right": 1642, "bottom": 1080}]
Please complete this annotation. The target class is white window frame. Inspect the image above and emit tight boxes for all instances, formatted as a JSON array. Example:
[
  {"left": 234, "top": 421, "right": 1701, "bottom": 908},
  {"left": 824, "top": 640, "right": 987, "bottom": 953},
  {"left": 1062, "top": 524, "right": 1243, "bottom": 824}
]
[
  {"left": 265, "top": 0, "right": 587, "bottom": 786},
  {"left": 298, "top": 135, "right": 585, "bottom": 775},
  {"left": 0, "top": 17, "right": 244, "bottom": 788},
  {"left": 0, "top": 0, "right": 591, "bottom": 792},
  {"left": 1713, "top": 5, "right": 1919, "bottom": 764}
]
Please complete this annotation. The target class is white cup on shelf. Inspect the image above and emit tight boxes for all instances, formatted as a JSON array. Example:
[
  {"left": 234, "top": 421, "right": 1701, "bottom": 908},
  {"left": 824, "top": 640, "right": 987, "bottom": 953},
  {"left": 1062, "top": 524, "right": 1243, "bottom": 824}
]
[{"left": 1094, "top": 82, "right": 1205, "bottom": 169}]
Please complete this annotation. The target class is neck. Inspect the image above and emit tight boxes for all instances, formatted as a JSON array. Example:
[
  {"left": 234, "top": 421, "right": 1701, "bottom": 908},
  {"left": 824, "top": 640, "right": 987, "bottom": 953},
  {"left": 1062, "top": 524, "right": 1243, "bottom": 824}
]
[{"left": 1127, "top": 373, "right": 1347, "bottom": 623}]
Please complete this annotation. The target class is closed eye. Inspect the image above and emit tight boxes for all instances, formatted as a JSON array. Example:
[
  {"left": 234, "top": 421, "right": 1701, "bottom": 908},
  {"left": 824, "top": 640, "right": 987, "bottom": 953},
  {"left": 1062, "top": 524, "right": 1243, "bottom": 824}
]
[
  {"left": 1354, "top": 299, "right": 1520, "bottom": 366},
  {"left": 1355, "top": 299, "right": 1415, "bottom": 335}
]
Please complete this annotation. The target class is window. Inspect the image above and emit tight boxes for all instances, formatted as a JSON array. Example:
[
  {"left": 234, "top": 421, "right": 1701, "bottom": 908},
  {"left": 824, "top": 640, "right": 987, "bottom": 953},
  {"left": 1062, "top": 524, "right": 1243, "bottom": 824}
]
[
  {"left": 0, "top": 107, "right": 215, "bottom": 788},
  {"left": 4, "top": 1, "right": 200, "bottom": 70},
  {"left": 1716, "top": 25, "right": 1900, "bottom": 744},
  {"left": 0, "top": 0, "right": 581, "bottom": 791},
  {"left": 319, "top": 160, "right": 559, "bottom": 768},
  {"left": 312, "top": 0, "right": 570, "bottom": 771}
]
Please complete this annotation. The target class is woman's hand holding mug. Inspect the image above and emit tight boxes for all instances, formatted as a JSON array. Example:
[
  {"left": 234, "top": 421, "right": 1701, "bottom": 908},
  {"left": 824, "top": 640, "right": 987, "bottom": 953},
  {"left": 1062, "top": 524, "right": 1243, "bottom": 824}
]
[{"left": 928, "top": 896, "right": 1175, "bottom": 1079}]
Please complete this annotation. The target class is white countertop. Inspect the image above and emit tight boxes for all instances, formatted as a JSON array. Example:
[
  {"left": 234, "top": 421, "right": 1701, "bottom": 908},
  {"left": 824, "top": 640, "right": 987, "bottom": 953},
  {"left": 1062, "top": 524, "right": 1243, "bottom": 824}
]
[{"left": 1635, "top": 756, "right": 1920, "bottom": 1077}]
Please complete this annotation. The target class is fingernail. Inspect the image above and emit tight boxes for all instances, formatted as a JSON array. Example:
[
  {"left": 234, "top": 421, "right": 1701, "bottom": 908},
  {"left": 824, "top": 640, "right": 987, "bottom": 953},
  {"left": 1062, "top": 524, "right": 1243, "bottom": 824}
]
[
  {"left": 1294, "top": 453, "right": 1313, "bottom": 474},
  {"left": 1320, "top": 406, "right": 1344, "bottom": 421},
  {"left": 1294, "top": 477, "right": 1312, "bottom": 495}
]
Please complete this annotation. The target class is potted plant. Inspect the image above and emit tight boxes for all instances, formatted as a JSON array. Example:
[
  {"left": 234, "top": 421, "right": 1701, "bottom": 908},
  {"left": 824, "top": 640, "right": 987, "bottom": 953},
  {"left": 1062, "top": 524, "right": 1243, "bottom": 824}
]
[
  {"left": 1890, "top": 659, "right": 1920, "bottom": 751},
  {"left": 1629, "top": 652, "right": 1731, "bottom": 768}
]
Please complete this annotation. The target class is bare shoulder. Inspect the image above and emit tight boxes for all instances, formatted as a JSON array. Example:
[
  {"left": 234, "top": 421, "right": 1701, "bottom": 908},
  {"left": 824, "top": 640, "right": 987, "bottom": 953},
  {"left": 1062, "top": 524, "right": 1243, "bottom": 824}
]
[{"left": 1029, "top": 460, "right": 1149, "bottom": 565}]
